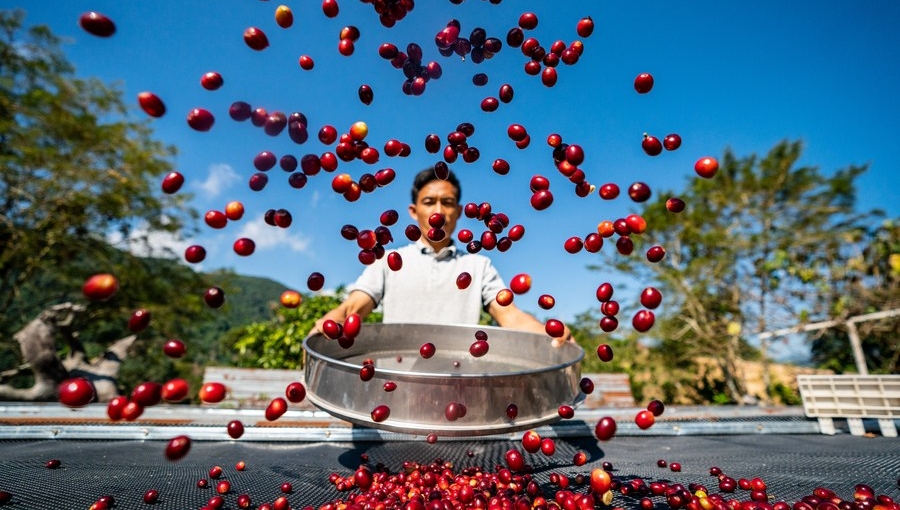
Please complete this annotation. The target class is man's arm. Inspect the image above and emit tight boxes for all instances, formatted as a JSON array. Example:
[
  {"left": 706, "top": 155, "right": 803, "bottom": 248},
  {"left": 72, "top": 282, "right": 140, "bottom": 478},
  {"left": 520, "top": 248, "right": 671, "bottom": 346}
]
[
  {"left": 487, "top": 300, "right": 573, "bottom": 347},
  {"left": 309, "top": 290, "right": 377, "bottom": 336}
]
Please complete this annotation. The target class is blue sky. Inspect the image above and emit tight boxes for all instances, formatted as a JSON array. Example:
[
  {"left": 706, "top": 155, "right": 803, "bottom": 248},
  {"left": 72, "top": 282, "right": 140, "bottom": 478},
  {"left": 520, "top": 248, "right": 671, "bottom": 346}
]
[{"left": 7, "top": 2, "right": 899, "bottom": 359}]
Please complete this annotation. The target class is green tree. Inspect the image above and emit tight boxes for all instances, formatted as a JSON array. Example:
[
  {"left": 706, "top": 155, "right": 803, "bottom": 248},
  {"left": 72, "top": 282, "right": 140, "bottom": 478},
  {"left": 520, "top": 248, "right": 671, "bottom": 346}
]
[
  {"left": 609, "top": 140, "right": 876, "bottom": 403},
  {"left": 0, "top": 10, "right": 194, "bottom": 332},
  {"left": 811, "top": 220, "right": 900, "bottom": 373},
  {"left": 225, "top": 291, "right": 384, "bottom": 370},
  {"left": 0, "top": 10, "right": 211, "bottom": 398}
]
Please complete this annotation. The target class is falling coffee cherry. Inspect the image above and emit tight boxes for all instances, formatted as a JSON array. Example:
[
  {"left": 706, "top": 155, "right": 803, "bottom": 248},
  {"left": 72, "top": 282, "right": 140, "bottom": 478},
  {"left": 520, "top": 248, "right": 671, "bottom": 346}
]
[
  {"left": 338, "top": 38, "right": 355, "bottom": 56},
  {"left": 576, "top": 16, "right": 594, "bottom": 38},
  {"left": 227, "top": 420, "right": 244, "bottom": 439},
  {"left": 199, "top": 382, "right": 227, "bottom": 403},
  {"left": 495, "top": 289, "right": 514, "bottom": 306},
  {"left": 537, "top": 294, "right": 556, "bottom": 310},
  {"left": 505, "top": 448, "right": 525, "bottom": 472},
  {"left": 541, "top": 67, "right": 558, "bottom": 87},
  {"left": 387, "top": 251, "right": 402, "bottom": 271},
  {"left": 138, "top": 92, "right": 166, "bottom": 118},
  {"left": 161, "top": 171, "right": 184, "bottom": 194},
  {"left": 371, "top": 405, "right": 390, "bottom": 422},
  {"left": 78, "top": 11, "right": 116, "bottom": 37},
  {"left": 128, "top": 308, "right": 151, "bottom": 332},
  {"left": 641, "top": 287, "right": 663, "bottom": 309},
  {"left": 628, "top": 182, "right": 652, "bottom": 202},
  {"left": 229, "top": 101, "right": 251, "bottom": 121},
  {"left": 509, "top": 273, "right": 532, "bottom": 294},
  {"left": 165, "top": 435, "right": 192, "bottom": 461},
  {"left": 82, "top": 273, "right": 118, "bottom": 301},
  {"left": 545, "top": 319, "right": 566, "bottom": 337},
  {"left": 358, "top": 84, "right": 374, "bottom": 105},
  {"left": 597, "top": 344, "right": 614, "bottom": 362},
  {"left": 274, "top": 5, "right": 294, "bottom": 28},
  {"left": 664, "top": 133, "right": 682, "bottom": 151},
  {"left": 445, "top": 402, "right": 464, "bottom": 422},
  {"left": 204, "top": 287, "right": 225, "bottom": 309},
  {"left": 280, "top": 290, "right": 302, "bottom": 308},
  {"left": 599, "top": 183, "right": 620, "bottom": 200},
  {"left": 635, "top": 409, "right": 655, "bottom": 429},
  {"left": 298, "top": 55, "right": 315, "bottom": 70},
  {"left": 243, "top": 27, "right": 269, "bottom": 51},
  {"left": 200, "top": 72, "right": 223, "bottom": 90},
  {"left": 666, "top": 197, "right": 686, "bottom": 213},
  {"left": 265, "top": 397, "right": 287, "bottom": 421},
  {"left": 184, "top": 245, "right": 206, "bottom": 263},
  {"left": 522, "top": 430, "right": 541, "bottom": 453},
  {"left": 307, "top": 272, "right": 325, "bottom": 291},
  {"left": 322, "top": 0, "right": 339, "bottom": 18},
  {"left": 163, "top": 339, "right": 185, "bottom": 358},
  {"left": 187, "top": 108, "right": 215, "bottom": 131},
  {"left": 469, "top": 340, "right": 489, "bottom": 357},
  {"left": 594, "top": 416, "right": 617, "bottom": 441},
  {"left": 419, "top": 342, "right": 436, "bottom": 359},
  {"left": 632, "top": 309, "right": 656, "bottom": 332},
  {"left": 518, "top": 12, "right": 539, "bottom": 30},
  {"left": 642, "top": 134, "right": 663, "bottom": 156},
  {"left": 161, "top": 379, "right": 188, "bottom": 402},
  {"left": 634, "top": 72, "right": 654, "bottom": 93},
  {"left": 143, "top": 490, "right": 159, "bottom": 504},
  {"left": 580, "top": 377, "right": 595, "bottom": 394},
  {"left": 647, "top": 245, "right": 667, "bottom": 262},
  {"left": 694, "top": 156, "right": 719, "bottom": 178},
  {"left": 58, "top": 378, "right": 96, "bottom": 407},
  {"left": 233, "top": 238, "right": 256, "bottom": 256},
  {"left": 531, "top": 190, "right": 554, "bottom": 210}
]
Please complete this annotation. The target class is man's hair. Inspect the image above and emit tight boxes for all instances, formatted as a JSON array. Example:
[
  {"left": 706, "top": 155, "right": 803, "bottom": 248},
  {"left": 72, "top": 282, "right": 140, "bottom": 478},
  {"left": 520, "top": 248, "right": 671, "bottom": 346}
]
[{"left": 411, "top": 167, "right": 461, "bottom": 204}]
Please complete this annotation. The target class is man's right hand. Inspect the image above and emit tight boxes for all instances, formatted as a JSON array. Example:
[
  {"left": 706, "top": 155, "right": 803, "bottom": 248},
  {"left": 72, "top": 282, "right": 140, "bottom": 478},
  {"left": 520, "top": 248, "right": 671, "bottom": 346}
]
[{"left": 307, "top": 290, "right": 377, "bottom": 338}]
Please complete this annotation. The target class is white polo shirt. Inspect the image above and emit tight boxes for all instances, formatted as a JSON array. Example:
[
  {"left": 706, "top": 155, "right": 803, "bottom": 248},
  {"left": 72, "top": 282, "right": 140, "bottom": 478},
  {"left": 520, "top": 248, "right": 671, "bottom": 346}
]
[{"left": 347, "top": 241, "right": 506, "bottom": 325}]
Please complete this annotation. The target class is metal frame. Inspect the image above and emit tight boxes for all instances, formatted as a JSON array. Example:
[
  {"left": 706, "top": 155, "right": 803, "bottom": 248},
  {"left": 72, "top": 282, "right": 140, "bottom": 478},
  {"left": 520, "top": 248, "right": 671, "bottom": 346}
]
[{"left": 758, "top": 308, "right": 900, "bottom": 375}]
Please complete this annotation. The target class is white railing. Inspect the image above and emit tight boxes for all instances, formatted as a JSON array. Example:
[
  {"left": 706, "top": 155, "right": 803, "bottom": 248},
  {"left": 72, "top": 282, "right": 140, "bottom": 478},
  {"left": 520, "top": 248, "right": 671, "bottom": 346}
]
[{"left": 797, "top": 374, "right": 900, "bottom": 437}]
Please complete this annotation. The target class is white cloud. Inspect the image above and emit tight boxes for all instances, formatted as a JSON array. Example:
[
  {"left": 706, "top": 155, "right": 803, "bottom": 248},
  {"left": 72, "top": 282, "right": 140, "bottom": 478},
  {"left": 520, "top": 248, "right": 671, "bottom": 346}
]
[
  {"left": 195, "top": 163, "right": 240, "bottom": 198},
  {"left": 235, "top": 218, "right": 311, "bottom": 254},
  {"left": 107, "top": 220, "right": 192, "bottom": 261}
]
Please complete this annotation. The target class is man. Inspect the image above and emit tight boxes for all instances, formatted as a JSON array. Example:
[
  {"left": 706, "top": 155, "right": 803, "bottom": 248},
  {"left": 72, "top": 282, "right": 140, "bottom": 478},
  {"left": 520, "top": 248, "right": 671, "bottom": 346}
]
[{"left": 312, "top": 168, "right": 572, "bottom": 345}]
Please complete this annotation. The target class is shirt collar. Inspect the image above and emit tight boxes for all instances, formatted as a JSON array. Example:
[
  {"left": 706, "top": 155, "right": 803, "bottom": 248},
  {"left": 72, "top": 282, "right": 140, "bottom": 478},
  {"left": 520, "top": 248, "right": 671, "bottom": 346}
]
[{"left": 417, "top": 240, "right": 457, "bottom": 260}]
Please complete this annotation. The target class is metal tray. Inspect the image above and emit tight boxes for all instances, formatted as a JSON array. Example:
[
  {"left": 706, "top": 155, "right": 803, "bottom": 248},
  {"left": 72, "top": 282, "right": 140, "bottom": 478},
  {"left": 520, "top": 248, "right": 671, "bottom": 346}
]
[{"left": 303, "top": 323, "right": 584, "bottom": 436}]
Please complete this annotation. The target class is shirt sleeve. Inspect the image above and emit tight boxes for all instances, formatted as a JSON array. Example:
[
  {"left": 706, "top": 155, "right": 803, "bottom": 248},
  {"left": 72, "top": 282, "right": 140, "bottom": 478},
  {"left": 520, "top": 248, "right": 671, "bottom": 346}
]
[
  {"left": 480, "top": 256, "right": 507, "bottom": 308},
  {"left": 346, "top": 259, "right": 387, "bottom": 305}
]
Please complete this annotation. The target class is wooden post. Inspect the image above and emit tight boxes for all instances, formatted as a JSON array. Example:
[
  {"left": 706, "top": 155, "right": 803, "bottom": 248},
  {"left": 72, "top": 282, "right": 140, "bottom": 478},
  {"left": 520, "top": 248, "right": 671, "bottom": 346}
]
[{"left": 845, "top": 322, "right": 868, "bottom": 375}]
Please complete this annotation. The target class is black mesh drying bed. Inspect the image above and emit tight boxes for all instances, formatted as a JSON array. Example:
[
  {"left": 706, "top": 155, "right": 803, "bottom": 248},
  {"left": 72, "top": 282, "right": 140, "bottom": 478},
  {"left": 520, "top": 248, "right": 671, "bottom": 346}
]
[{"left": 0, "top": 434, "right": 897, "bottom": 509}]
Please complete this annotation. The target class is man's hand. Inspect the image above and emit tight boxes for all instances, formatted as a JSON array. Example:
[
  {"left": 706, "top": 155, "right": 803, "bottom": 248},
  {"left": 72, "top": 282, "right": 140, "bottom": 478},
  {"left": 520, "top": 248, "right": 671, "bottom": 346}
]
[
  {"left": 307, "top": 290, "right": 377, "bottom": 338},
  {"left": 308, "top": 317, "right": 328, "bottom": 338},
  {"left": 550, "top": 322, "right": 575, "bottom": 348},
  {"left": 488, "top": 300, "right": 574, "bottom": 348}
]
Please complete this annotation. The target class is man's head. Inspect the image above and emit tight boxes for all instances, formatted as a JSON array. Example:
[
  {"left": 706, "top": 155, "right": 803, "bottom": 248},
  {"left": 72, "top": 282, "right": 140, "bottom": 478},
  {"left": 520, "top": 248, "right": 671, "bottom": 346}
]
[
  {"left": 409, "top": 167, "right": 462, "bottom": 250},
  {"left": 411, "top": 167, "right": 461, "bottom": 204}
]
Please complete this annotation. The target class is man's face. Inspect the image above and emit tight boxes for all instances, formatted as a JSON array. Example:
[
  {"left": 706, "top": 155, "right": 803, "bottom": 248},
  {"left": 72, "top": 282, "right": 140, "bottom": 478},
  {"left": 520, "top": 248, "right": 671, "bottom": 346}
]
[{"left": 409, "top": 179, "right": 461, "bottom": 248}]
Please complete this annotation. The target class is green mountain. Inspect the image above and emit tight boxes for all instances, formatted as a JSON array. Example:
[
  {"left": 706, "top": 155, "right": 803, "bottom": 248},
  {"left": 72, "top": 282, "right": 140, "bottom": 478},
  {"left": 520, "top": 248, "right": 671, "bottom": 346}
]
[
  {"left": 1, "top": 247, "right": 291, "bottom": 394},
  {"left": 190, "top": 270, "right": 289, "bottom": 350}
]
